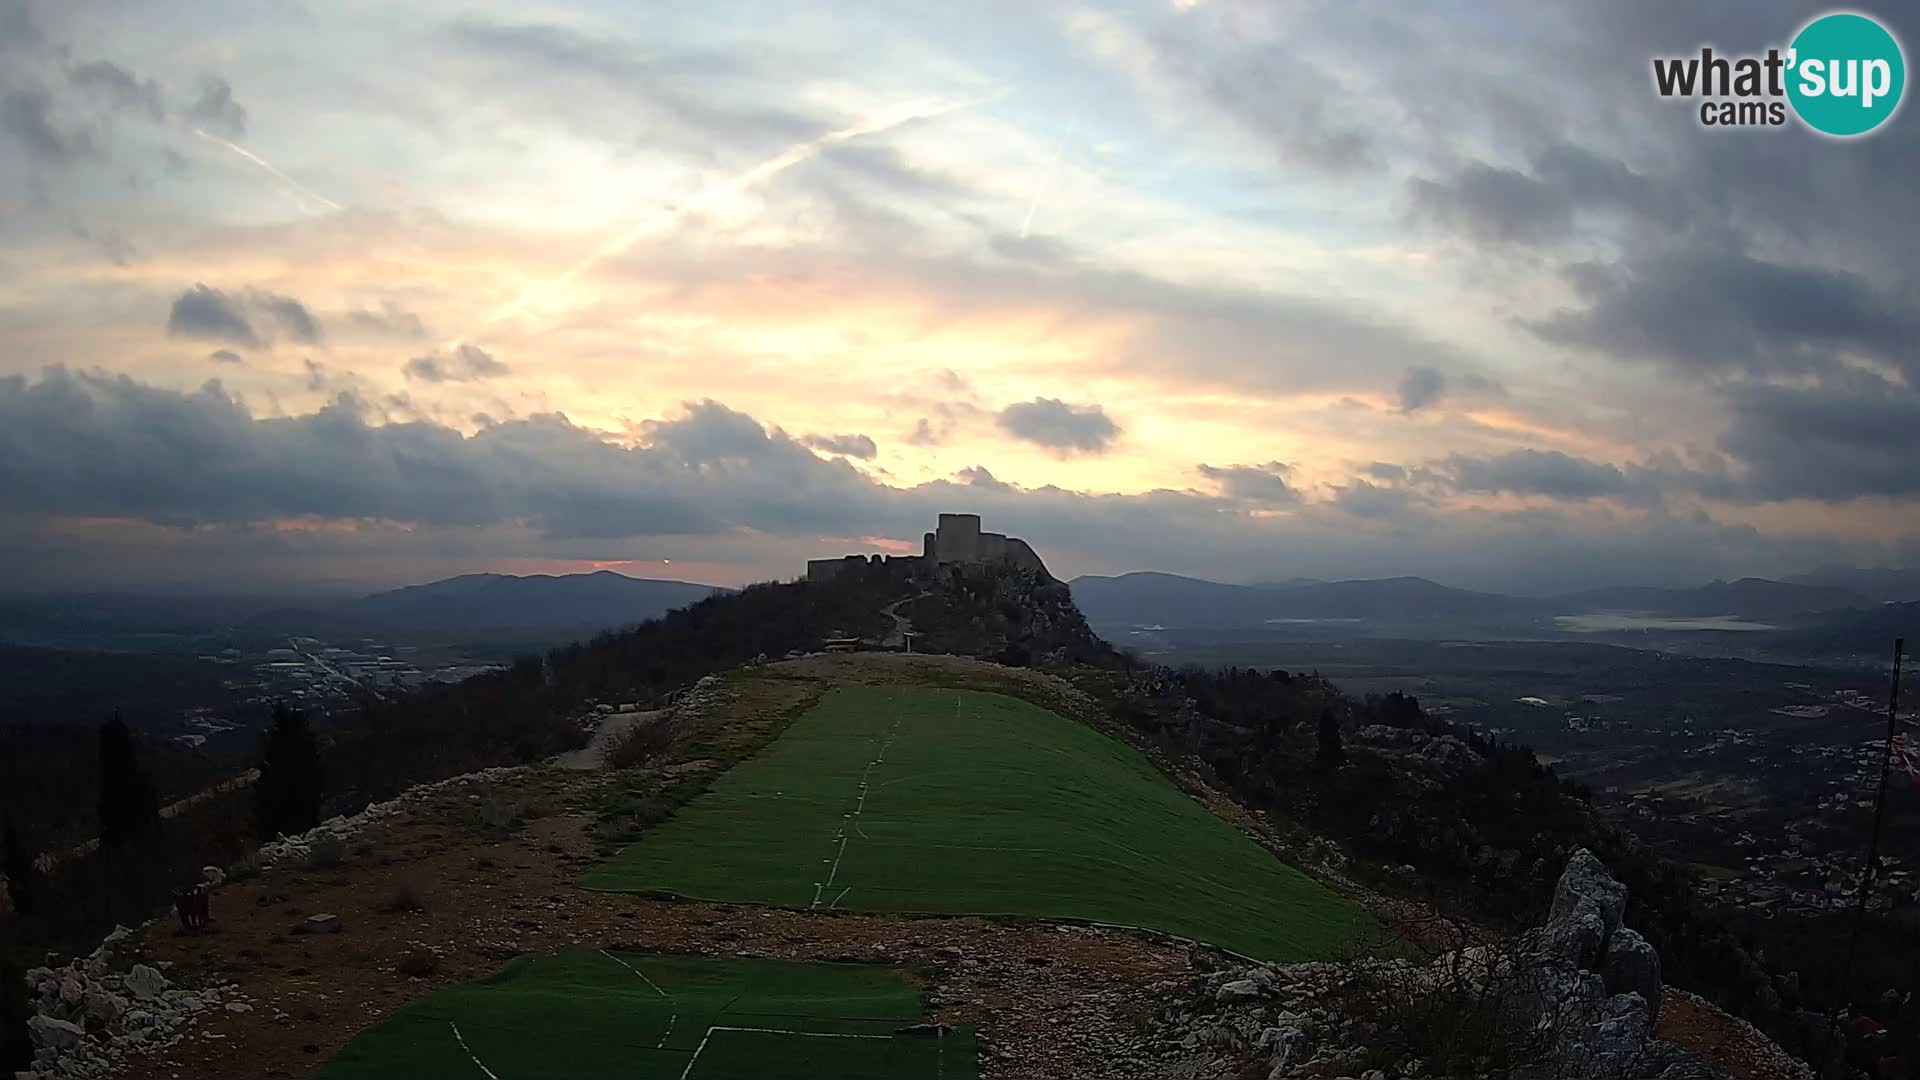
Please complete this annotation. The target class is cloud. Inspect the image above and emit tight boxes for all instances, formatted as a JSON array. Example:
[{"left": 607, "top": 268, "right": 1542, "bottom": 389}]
[
  {"left": 1409, "top": 144, "right": 1679, "bottom": 247},
  {"left": 1438, "top": 448, "right": 1630, "bottom": 500},
  {"left": 995, "top": 397, "right": 1120, "bottom": 455},
  {"left": 254, "top": 291, "right": 322, "bottom": 344},
  {"left": 404, "top": 344, "right": 508, "bottom": 383},
  {"left": 800, "top": 432, "right": 877, "bottom": 460},
  {"left": 206, "top": 349, "right": 243, "bottom": 365},
  {"left": 1197, "top": 461, "right": 1299, "bottom": 505},
  {"left": 166, "top": 284, "right": 262, "bottom": 349},
  {"left": 0, "top": 368, "right": 1906, "bottom": 594},
  {"left": 1718, "top": 376, "right": 1920, "bottom": 501},
  {"left": 344, "top": 302, "right": 428, "bottom": 341},
  {"left": 1534, "top": 249, "right": 1918, "bottom": 383},
  {"left": 1, "top": 88, "right": 94, "bottom": 164},
  {"left": 68, "top": 60, "right": 164, "bottom": 122},
  {"left": 1331, "top": 479, "right": 1419, "bottom": 520},
  {"left": 184, "top": 76, "right": 247, "bottom": 136},
  {"left": 1363, "top": 461, "right": 1407, "bottom": 482},
  {"left": 1398, "top": 367, "right": 1447, "bottom": 412},
  {"left": 163, "top": 285, "right": 321, "bottom": 349}
]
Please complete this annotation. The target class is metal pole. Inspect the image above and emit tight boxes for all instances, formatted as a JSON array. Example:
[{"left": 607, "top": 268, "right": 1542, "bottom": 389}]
[{"left": 1823, "top": 637, "right": 1904, "bottom": 1074}]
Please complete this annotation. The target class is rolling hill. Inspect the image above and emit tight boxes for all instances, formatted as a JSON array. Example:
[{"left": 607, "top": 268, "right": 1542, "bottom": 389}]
[
  {"left": 251, "top": 571, "right": 727, "bottom": 642},
  {"left": 1558, "top": 577, "right": 1871, "bottom": 622},
  {"left": 1067, "top": 571, "right": 1550, "bottom": 630}
]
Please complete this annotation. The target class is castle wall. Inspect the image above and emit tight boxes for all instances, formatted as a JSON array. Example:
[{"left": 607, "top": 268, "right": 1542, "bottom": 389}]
[{"left": 811, "top": 513, "right": 1049, "bottom": 581}]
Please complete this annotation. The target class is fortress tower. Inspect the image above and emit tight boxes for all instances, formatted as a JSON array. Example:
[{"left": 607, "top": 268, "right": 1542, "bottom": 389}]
[{"left": 808, "top": 512, "right": 1050, "bottom": 582}]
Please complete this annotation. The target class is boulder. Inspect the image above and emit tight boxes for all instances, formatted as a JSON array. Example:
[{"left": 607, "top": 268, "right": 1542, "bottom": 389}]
[
  {"left": 57, "top": 976, "right": 84, "bottom": 1010},
  {"left": 1550, "top": 849, "right": 1627, "bottom": 942},
  {"left": 82, "top": 989, "right": 125, "bottom": 1024},
  {"left": 26, "top": 1016, "right": 84, "bottom": 1051},
  {"left": 1215, "top": 978, "right": 1262, "bottom": 1004},
  {"left": 202, "top": 864, "right": 226, "bottom": 888},
  {"left": 123, "top": 964, "right": 169, "bottom": 1001},
  {"left": 304, "top": 913, "right": 343, "bottom": 934},
  {"left": 1602, "top": 927, "right": 1664, "bottom": 1020}
]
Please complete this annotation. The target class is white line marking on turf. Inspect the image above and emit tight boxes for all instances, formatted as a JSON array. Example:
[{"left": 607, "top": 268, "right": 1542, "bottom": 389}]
[
  {"left": 829, "top": 885, "right": 851, "bottom": 909},
  {"left": 600, "top": 949, "right": 678, "bottom": 1049},
  {"left": 679, "top": 1026, "right": 892, "bottom": 1080},
  {"left": 810, "top": 700, "right": 906, "bottom": 909},
  {"left": 448, "top": 1020, "right": 500, "bottom": 1080}
]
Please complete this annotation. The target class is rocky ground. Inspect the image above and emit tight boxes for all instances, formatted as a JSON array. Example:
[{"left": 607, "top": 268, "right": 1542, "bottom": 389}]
[{"left": 15, "top": 654, "right": 1815, "bottom": 1080}]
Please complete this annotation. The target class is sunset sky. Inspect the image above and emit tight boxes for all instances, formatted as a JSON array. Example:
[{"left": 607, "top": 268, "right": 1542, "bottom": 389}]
[{"left": 2, "top": 0, "right": 1917, "bottom": 593}]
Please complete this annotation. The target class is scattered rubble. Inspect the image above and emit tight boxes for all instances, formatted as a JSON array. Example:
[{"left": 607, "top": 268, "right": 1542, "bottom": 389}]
[
  {"left": 1129, "top": 849, "right": 1756, "bottom": 1080},
  {"left": 254, "top": 764, "right": 527, "bottom": 866},
  {"left": 20, "top": 923, "right": 253, "bottom": 1080}
]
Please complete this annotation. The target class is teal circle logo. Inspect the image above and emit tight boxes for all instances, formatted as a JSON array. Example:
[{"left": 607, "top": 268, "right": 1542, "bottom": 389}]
[{"left": 1787, "top": 12, "right": 1905, "bottom": 136}]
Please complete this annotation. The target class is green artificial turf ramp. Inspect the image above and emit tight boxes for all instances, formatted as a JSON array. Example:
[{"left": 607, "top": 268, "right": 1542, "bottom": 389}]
[
  {"left": 316, "top": 951, "right": 974, "bottom": 1080},
  {"left": 587, "top": 687, "right": 1372, "bottom": 961}
]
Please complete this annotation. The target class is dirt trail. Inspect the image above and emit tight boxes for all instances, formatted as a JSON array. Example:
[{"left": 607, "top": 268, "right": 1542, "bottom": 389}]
[{"left": 554, "top": 710, "right": 661, "bottom": 770}]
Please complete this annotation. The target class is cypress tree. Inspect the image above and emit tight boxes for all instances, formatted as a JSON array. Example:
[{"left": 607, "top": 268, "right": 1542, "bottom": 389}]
[
  {"left": 97, "top": 711, "right": 160, "bottom": 849},
  {"left": 254, "top": 702, "right": 324, "bottom": 842},
  {"left": 1, "top": 815, "right": 31, "bottom": 917},
  {"left": 1316, "top": 706, "right": 1346, "bottom": 770}
]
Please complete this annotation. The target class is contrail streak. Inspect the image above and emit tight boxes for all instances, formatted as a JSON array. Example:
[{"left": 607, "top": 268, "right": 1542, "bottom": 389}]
[
  {"left": 482, "top": 92, "right": 997, "bottom": 328},
  {"left": 1019, "top": 149, "right": 1063, "bottom": 239},
  {"left": 192, "top": 128, "right": 344, "bottom": 212}
]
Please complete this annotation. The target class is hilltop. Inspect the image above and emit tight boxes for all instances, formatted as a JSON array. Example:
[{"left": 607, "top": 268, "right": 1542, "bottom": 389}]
[{"left": 3, "top": 557, "right": 1867, "bottom": 1079}]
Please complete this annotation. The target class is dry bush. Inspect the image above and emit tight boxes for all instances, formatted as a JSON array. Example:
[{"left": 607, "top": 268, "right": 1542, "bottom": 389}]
[
  {"left": 396, "top": 948, "right": 440, "bottom": 977},
  {"left": 382, "top": 883, "right": 427, "bottom": 914},
  {"left": 305, "top": 838, "right": 346, "bottom": 869},
  {"left": 608, "top": 716, "right": 677, "bottom": 770}
]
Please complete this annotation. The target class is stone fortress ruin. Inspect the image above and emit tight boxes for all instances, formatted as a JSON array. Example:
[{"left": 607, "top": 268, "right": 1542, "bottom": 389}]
[{"left": 806, "top": 513, "right": 1051, "bottom": 583}]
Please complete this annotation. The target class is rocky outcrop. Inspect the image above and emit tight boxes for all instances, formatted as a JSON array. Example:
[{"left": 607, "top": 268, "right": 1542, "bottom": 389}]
[
  {"left": 19, "top": 922, "right": 253, "bottom": 1080},
  {"left": 1130, "top": 850, "right": 1746, "bottom": 1080}
]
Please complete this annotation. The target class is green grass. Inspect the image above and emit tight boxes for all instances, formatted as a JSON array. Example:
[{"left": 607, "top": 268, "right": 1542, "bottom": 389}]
[
  {"left": 586, "top": 687, "right": 1374, "bottom": 961},
  {"left": 316, "top": 951, "right": 974, "bottom": 1080}
]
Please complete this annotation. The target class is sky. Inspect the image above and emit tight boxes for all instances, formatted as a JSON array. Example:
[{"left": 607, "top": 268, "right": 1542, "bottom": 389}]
[{"left": 2, "top": 0, "right": 1918, "bottom": 594}]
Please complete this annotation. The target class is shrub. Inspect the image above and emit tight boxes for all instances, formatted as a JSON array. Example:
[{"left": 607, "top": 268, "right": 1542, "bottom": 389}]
[
  {"left": 396, "top": 948, "right": 440, "bottom": 977},
  {"left": 608, "top": 717, "right": 677, "bottom": 770},
  {"left": 382, "top": 883, "right": 427, "bottom": 914},
  {"left": 305, "top": 838, "right": 346, "bottom": 869}
]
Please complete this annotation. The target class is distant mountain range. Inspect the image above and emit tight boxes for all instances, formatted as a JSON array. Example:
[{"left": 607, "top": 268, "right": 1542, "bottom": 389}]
[
  {"left": 1067, "top": 572, "right": 1552, "bottom": 630},
  {"left": 253, "top": 572, "right": 727, "bottom": 640},
  {"left": 1068, "top": 571, "right": 1890, "bottom": 631},
  {"left": 1557, "top": 578, "right": 1871, "bottom": 622},
  {"left": 1783, "top": 566, "right": 1920, "bottom": 604}
]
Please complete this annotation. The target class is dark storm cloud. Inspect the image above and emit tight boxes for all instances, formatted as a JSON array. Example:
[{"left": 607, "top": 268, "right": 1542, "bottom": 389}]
[
  {"left": 68, "top": 60, "right": 164, "bottom": 121},
  {"left": 996, "top": 398, "right": 1120, "bottom": 455},
  {"left": 1331, "top": 479, "right": 1419, "bottom": 520},
  {"left": 166, "top": 284, "right": 262, "bottom": 349},
  {"left": 1197, "top": 462, "right": 1298, "bottom": 505},
  {"left": 404, "top": 344, "right": 507, "bottom": 383},
  {"left": 255, "top": 292, "right": 322, "bottom": 344},
  {"left": 1410, "top": 144, "right": 1681, "bottom": 247},
  {"left": 0, "top": 369, "right": 881, "bottom": 539},
  {"left": 0, "top": 368, "right": 1903, "bottom": 593},
  {"left": 1440, "top": 449, "right": 1631, "bottom": 500},
  {"left": 344, "top": 302, "right": 428, "bottom": 341},
  {"left": 1719, "top": 377, "right": 1920, "bottom": 501},
  {"left": 1396, "top": 366, "right": 1501, "bottom": 413},
  {"left": 183, "top": 76, "right": 246, "bottom": 136},
  {"left": 1534, "top": 249, "right": 1919, "bottom": 381},
  {"left": 1, "top": 89, "right": 95, "bottom": 164},
  {"left": 800, "top": 433, "right": 878, "bottom": 460},
  {"left": 1398, "top": 367, "right": 1447, "bottom": 412}
]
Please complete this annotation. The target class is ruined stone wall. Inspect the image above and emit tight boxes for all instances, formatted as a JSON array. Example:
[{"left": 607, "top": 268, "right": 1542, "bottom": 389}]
[{"left": 935, "top": 513, "right": 983, "bottom": 563}]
